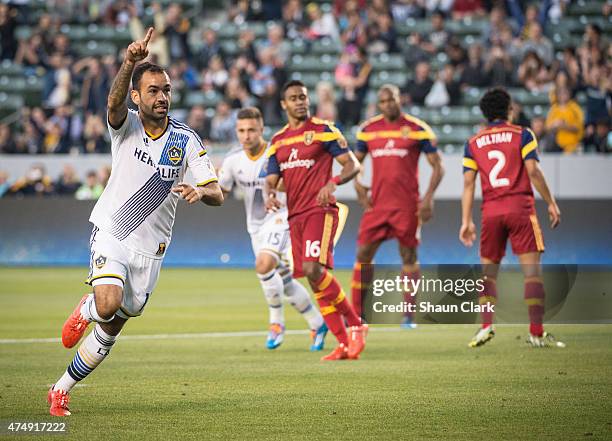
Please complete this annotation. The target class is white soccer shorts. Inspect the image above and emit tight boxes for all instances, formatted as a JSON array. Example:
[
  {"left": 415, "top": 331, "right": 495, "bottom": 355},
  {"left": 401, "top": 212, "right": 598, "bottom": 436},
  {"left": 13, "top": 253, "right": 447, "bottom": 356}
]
[
  {"left": 250, "top": 216, "right": 291, "bottom": 265},
  {"left": 86, "top": 226, "right": 163, "bottom": 319}
]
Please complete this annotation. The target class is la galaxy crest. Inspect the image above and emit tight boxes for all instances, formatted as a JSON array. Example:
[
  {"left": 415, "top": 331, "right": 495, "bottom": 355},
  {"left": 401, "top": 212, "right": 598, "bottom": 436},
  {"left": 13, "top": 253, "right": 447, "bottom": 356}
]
[
  {"left": 94, "top": 255, "right": 107, "bottom": 269},
  {"left": 303, "top": 131, "right": 315, "bottom": 145},
  {"left": 168, "top": 145, "right": 184, "bottom": 165}
]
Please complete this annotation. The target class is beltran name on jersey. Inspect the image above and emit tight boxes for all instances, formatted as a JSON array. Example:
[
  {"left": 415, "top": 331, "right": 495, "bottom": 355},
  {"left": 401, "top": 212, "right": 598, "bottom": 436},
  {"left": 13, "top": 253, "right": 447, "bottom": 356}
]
[
  {"left": 355, "top": 113, "right": 437, "bottom": 210},
  {"left": 463, "top": 121, "right": 539, "bottom": 215},
  {"left": 90, "top": 110, "right": 217, "bottom": 258},
  {"left": 264, "top": 117, "right": 349, "bottom": 218},
  {"left": 218, "top": 144, "right": 288, "bottom": 235}
]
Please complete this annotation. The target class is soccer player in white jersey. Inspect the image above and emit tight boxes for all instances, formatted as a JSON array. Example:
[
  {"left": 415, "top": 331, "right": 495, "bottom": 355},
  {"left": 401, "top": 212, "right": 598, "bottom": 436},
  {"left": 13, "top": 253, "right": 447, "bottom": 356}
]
[
  {"left": 47, "top": 28, "right": 224, "bottom": 417},
  {"left": 218, "top": 107, "right": 328, "bottom": 350}
]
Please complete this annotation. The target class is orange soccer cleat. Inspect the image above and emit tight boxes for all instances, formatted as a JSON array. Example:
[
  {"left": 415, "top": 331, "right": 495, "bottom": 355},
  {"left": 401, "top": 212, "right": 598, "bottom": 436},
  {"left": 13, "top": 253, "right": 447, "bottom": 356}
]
[
  {"left": 347, "top": 324, "right": 368, "bottom": 359},
  {"left": 48, "top": 386, "right": 71, "bottom": 417},
  {"left": 320, "top": 344, "right": 349, "bottom": 361},
  {"left": 61, "top": 294, "right": 91, "bottom": 348}
]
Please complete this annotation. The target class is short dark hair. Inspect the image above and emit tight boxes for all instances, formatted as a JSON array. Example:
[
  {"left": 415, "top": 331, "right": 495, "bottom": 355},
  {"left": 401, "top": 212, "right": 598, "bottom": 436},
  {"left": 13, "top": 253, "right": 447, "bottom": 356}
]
[
  {"left": 132, "top": 62, "right": 167, "bottom": 90},
  {"left": 237, "top": 107, "right": 263, "bottom": 122},
  {"left": 281, "top": 80, "right": 306, "bottom": 99},
  {"left": 479, "top": 87, "right": 512, "bottom": 122}
]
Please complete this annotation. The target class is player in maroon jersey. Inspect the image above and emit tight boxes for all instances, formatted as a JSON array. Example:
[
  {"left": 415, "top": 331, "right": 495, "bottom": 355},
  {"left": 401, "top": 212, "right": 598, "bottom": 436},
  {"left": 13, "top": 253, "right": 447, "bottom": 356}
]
[
  {"left": 263, "top": 80, "right": 368, "bottom": 361},
  {"left": 351, "top": 84, "right": 444, "bottom": 328},
  {"left": 460, "top": 87, "right": 564, "bottom": 348}
]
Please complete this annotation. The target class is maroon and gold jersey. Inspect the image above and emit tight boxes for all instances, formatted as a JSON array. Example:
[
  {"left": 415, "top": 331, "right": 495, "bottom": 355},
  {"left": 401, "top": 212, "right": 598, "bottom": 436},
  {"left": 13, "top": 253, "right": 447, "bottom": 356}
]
[
  {"left": 265, "top": 117, "right": 349, "bottom": 218},
  {"left": 463, "top": 121, "right": 540, "bottom": 216},
  {"left": 355, "top": 113, "right": 437, "bottom": 210}
]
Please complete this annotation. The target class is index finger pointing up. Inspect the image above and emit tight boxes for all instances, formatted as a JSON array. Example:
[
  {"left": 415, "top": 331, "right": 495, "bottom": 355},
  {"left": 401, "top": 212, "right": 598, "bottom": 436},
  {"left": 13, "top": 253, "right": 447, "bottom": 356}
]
[{"left": 143, "top": 27, "right": 154, "bottom": 46}]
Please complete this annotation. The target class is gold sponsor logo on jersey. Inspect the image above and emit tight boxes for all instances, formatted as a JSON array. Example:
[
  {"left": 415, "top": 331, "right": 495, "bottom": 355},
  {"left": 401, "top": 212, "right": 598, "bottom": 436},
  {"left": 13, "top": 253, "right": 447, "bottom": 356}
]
[
  {"left": 156, "top": 243, "right": 167, "bottom": 256},
  {"left": 303, "top": 131, "right": 315, "bottom": 145},
  {"left": 168, "top": 145, "right": 184, "bottom": 165},
  {"left": 401, "top": 127, "right": 411, "bottom": 139}
]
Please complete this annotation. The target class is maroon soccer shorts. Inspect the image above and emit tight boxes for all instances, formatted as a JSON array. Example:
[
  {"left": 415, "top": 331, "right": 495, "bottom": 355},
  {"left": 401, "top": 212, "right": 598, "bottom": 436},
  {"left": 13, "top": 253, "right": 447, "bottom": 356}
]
[
  {"left": 289, "top": 207, "right": 339, "bottom": 278},
  {"left": 357, "top": 208, "right": 420, "bottom": 249},
  {"left": 480, "top": 212, "right": 545, "bottom": 262}
]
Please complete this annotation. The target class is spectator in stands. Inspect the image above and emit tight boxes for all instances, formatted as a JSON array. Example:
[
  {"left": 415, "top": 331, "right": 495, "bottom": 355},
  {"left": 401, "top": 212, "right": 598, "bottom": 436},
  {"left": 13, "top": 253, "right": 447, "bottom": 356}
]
[
  {"left": 0, "top": 4, "right": 18, "bottom": 60},
  {"left": 0, "top": 123, "right": 16, "bottom": 154},
  {"left": 75, "top": 170, "right": 103, "bottom": 200},
  {"left": 248, "top": 47, "right": 284, "bottom": 124},
  {"left": 96, "top": 165, "right": 111, "bottom": 189},
  {"left": 340, "top": 9, "right": 367, "bottom": 49},
  {"left": 459, "top": 43, "right": 488, "bottom": 88},
  {"left": 237, "top": 28, "right": 258, "bottom": 64},
  {"left": 228, "top": 0, "right": 257, "bottom": 25},
  {"left": 15, "top": 33, "right": 47, "bottom": 74},
  {"left": 257, "top": 24, "right": 291, "bottom": 65},
  {"left": 546, "top": 87, "right": 584, "bottom": 153},
  {"left": 390, "top": 0, "right": 425, "bottom": 21},
  {"left": 315, "top": 81, "right": 338, "bottom": 122},
  {"left": 8, "top": 164, "right": 54, "bottom": 197},
  {"left": 423, "top": 0, "right": 453, "bottom": 16},
  {"left": 54, "top": 164, "right": 81, "bottom": 196},
  {"left": 510, "top": 101, "right": 531, "bottom": 127},
  {"left": 283, "top": 0, "right": 307, "bottom": 41},
  {"left": 130, "top": 4, "right": 170, "bottom": 67},
  {"left": 51, "top": 34, "right": 76, "bottom": 62},
  {"left": 305, "top": 2, "right": 340, "bottom": 41},
  {"left": 583, "top": 119, "right": 611, "bottom": 153},
  {"left": 583, "top": 65, "right": 611, "bottom": 137},
  {"left": 441, "top": 64, "right": 462, "bottom": 106},
  {"left": 43, "top": 53, "right": 72, "bottom": 108},
  {"left": 196, "top": 28, "right": 225, "bottom": 72},
  {"left": 518, "top": 22, "right": 554, "bottom": 67},
  {"left": 403, "top": 60, "right": 433, "bottom": 105},
  {"left": 484, "top": 43, "right": 514, "bottom": 87},
  {"left": 334, "top": 0, "right": 367, "bottom": 20},
  {"left": 75, "top": 58, "right": 110, "bottom": 117},
  {"left": 402, "top": 32, "right": 430, "bottom": 65},
  {"left": 558, "top": 47, "right": 581, "bottom": 93},
  {"left": 0, "top": 171, "right": 10, "bottom": 198},
  {"left": 367, "top": 0, "right": 390, "bottom": 19},
  {"left": 161, "top": 3, "right": 191, "bottom": 62},
  {"left": 451, "top": 0, "right": 485, "bottom": 20},
  {"left": 83, "top": 114, "right": 108, "bottom": 154},
  {"left": 203, "top": 55, "right": 229, "bottom": 93},
  {"left": 509, "top": 1, "right": 551, "bottom": 38},
  {"left": 517, "top": 51, "right": 553, "bottom": 93},
  {"left": 482, "top": 6, "right": 515, "bottom": 48},
  {"left": 531, "top": 115, "right": 558, "bottom": 152},
  {"left": 424, "top": 10, "right": 451, "bottom": 54},
  {"left": 210, "top": 100, "right": 237, "bottom": 143},
  {"left": 104, "top": 0, "right": 132, "bottom": 27},
  {"left": 187, "top": 105, "right": 211, "bottom": 141},
  {"left": 366, "top": 13, "right": 398, "bottom": 54},
  {"left": 446, "top": 36, "right": 467, "bottom": 67},
  {"left": 337, "top": 46, "right": 371, "bottom": 127},
  {"left": 225, "top": 77, "right": 257, "bottom": 110}
]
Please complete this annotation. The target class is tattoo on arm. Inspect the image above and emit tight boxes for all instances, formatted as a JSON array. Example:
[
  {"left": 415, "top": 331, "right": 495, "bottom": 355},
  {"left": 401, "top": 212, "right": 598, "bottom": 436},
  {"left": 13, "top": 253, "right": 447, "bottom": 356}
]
[{"left": 107, "top": 60, "right": 135, "bottom": 126}]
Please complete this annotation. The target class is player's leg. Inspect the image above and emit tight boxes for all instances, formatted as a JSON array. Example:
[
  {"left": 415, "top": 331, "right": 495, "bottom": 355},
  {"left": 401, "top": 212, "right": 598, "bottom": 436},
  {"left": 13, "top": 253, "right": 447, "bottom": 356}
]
[
  {"left": 352, "top": 210, "right": 388, "bottom": 317},
  {"left": 469, "top": 214, "right": 507, "bottom": 347},
  {"left": 518, "top": 251, "right": 545, "bottom": 340},
  {"left": 255, "top": 250, "right": 286, "bottom": 349},
  {"left": 50, "top": 284, "right": 126, "bottom": 417},
  {"left": 352, "top": 241, "right": 382, "bottom": 319},
  {"left": 277, "top": 259, "right": 327, "bottom": 351},
  {"left": 399, "top": 246, "right": 420, "bottom": 329}
]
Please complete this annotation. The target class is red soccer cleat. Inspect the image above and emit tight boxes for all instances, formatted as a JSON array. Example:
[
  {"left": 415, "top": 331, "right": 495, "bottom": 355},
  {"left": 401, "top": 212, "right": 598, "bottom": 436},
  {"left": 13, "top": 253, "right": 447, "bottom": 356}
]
[
  {"left": 321, "top": 344, "right": 349, "bottom": 361},
  {"left": 61, "top": 294, "right": 91, "bottom": 348},
  {"left": 347, "top": 324, "right": 368, "bottom": 359},
  {"left": 48, "top": 386, "right": 71, "bottom": 417}
]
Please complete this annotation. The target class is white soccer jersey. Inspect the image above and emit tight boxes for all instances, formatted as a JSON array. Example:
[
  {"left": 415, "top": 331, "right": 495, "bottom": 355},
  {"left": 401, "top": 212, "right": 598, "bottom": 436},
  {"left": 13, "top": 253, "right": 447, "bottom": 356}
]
[
  {"left": 90, "top": 110, "right": 217, "bottom": 258},
  {"left": 218, "top": 145, "right": 288, "bottom": 235}
]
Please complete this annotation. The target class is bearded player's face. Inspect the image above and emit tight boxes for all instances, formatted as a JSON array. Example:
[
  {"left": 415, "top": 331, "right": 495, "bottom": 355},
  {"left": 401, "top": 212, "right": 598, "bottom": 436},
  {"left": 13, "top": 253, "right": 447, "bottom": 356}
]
[
  {"left": 281, "top": 86, "right": 310, "bottom": 121},
  {"left": 132, "top": 71, "right": 172, "bottom": 122},
  {"left": 378, "top": 89, "right": 401, "bottom": 120}
]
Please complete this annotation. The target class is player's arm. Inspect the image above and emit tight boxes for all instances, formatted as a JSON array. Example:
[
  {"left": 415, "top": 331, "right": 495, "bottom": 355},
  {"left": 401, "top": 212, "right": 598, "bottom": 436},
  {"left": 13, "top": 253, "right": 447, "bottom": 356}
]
[
  {"left": 521, "top": 128, "right": 560, "bottom": 228},
  {"left": 419, "top": 151, "right": 445, "bottom": 223},
  {"left": 353, "top": 146, "right": 371, "bottom": 209},
  {"left": 317, "top": 150, "right": 361, "bottom": 206},
  {"left": 524, "top": 160, "right": 560, "bottom": 228},
  {"left": 173, "top": 181, "right": 224, "bottom": 206},
  {"left": 460, "top": 142, "right": 477, "bottom": 246},
  {"left": 107, "top": 27, "right": 153, "bottom": 128},
  {"left": 263, "top": 150, "right": 282, "bottom": 212}
]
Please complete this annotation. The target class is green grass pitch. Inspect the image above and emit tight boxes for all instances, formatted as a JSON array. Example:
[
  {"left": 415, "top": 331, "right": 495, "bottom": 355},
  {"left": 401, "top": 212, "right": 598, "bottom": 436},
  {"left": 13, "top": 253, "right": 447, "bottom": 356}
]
[{"left": 0, "top": 267, "right": 611, "bottom": 441}]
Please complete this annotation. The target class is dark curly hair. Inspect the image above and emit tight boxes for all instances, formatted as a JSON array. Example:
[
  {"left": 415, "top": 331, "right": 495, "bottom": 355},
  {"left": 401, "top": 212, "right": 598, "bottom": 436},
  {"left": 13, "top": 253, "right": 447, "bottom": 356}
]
[{"left": 479, "top": 87, "right": 512, "bottom": 122}]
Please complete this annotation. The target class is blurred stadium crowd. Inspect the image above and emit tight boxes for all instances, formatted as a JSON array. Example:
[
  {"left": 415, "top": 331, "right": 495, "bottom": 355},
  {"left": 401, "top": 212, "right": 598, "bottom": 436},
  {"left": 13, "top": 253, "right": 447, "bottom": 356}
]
[{"left": 0, "top": 0, "right": 610, "bottom": 198}]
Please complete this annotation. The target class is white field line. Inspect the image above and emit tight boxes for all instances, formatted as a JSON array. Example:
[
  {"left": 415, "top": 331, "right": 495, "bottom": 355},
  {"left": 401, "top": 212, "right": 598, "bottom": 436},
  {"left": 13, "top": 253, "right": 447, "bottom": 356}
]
[{"left": 1, "top": 324, "right": 551, "bottom": 345}]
